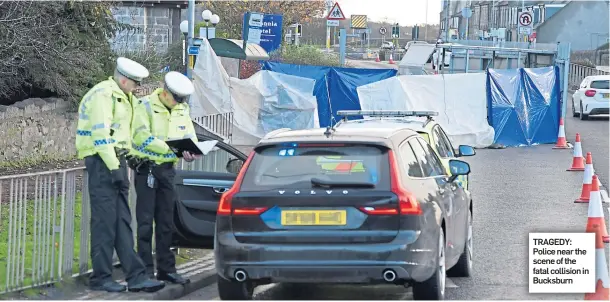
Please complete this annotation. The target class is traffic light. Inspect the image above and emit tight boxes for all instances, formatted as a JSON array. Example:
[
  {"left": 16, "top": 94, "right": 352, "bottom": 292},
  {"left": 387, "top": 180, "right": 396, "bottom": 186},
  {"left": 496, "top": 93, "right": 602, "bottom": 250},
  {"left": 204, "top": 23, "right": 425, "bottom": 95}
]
[
  {"left": 412, "top": 25, "right": 420, "bottom": 40},
  {"left": 391, "top": 23, "right": 400, "bottom": 38}
]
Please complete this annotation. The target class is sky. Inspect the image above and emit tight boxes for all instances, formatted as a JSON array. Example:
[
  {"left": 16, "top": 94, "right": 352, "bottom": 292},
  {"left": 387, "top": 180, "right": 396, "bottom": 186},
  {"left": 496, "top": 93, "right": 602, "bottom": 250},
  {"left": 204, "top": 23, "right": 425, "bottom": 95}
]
[{"left": 330, "top": 0, "right": 442, "bottom": 26}]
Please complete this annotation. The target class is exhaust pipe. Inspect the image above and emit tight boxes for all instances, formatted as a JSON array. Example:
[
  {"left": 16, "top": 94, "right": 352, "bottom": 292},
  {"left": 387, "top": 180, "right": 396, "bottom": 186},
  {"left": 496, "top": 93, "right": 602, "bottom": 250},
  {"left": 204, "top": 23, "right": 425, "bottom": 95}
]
[
  {"left": 382, "top": 269, "right": 397, "bottom": 282},
  {"left": 234, "top": 269, "right": 247, "bottom": 282}
]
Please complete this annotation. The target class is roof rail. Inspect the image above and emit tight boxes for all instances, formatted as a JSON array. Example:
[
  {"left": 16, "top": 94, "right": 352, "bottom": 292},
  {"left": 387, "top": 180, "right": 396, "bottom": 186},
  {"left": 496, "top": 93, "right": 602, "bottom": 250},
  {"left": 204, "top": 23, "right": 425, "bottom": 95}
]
[
  {"left": 336, "top": 110, "right": 439, "bottom": 121},
  {"left": 262, "top": 128, "right": 292, "bottom": 140}
]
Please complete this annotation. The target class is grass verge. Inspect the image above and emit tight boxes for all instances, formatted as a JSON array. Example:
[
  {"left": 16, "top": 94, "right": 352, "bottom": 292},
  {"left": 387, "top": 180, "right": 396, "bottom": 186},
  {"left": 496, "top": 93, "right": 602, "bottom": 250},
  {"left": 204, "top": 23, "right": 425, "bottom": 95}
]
[{"left": 0, "top": 193, "right": 88, "bottom": 293}]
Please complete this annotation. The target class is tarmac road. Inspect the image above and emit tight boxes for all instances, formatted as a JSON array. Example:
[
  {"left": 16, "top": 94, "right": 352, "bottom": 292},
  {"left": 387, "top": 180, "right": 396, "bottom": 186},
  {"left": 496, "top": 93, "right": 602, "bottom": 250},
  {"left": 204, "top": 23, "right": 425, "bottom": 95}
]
[
  {"left": 181, "top": 145, "right": 607, "bottom": 300},
  {"left": 564, "top": 91, "right": 609, "bottom": 189}
]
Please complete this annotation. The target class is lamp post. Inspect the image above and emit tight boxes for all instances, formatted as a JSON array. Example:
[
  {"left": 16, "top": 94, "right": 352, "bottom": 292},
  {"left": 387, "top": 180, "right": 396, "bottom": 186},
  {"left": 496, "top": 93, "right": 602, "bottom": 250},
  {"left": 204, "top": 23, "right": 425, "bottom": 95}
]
[
  {"left": 201, "top": 9, "right": 212, "bottom": 39},
  {"left": 180, "top": 20, "right": 189, "bottom": 75},
  {"left": 210, "top": 14, "right": 220, "bottom": 38}
]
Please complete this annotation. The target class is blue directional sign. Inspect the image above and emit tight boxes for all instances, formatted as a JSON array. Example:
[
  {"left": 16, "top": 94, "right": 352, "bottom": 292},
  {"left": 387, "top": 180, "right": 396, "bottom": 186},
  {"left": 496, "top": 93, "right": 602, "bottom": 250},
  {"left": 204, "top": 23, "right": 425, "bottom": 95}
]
[
  {"left": 188, "top": 46, "right": 199, "bottom": 55},
  {"left": 242, "top": 13, "right": 283, "bottom": 53}
]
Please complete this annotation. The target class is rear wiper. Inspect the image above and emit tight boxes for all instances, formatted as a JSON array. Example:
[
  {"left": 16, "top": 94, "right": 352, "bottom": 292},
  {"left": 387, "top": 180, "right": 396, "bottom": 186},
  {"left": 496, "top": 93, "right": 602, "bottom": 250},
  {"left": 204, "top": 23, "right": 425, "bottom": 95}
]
[{"left": 310, "top": 177, "right": 375, "bottom": 189}]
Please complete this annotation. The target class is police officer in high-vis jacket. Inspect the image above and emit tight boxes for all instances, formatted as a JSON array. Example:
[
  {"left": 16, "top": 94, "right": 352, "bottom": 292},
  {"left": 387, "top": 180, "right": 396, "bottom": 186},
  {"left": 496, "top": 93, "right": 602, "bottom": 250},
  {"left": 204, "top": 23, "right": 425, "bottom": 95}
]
[
  {"left": 130, "top": 71, "right": 201, "bottom": 285},
  {"left": 75, "top": 57, "right": 165, "bottom": 293}
]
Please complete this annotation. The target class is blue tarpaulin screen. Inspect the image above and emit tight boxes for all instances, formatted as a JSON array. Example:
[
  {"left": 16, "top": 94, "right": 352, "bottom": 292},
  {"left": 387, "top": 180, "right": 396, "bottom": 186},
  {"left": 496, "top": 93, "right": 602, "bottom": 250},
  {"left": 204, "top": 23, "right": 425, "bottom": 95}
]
[
  {"left": 261, "top": 62, "right": 397, "bottom": 127},
  {"left": 487, "top": 66, "right": 561, "bottom": 146}
]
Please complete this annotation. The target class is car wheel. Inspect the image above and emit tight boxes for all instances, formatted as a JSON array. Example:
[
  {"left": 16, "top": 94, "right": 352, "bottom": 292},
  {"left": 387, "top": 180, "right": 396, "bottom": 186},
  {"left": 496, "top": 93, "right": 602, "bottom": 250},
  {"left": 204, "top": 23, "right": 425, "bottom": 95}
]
[
  {"left": 217, "top": 274, "right": 254, "bottom": 300},
  {"left": 412, "top": 228, "right": 446, "bottom": 300},
  {"left": 572, "top": 100, "right": 579, "bottom": 117},
  {"left": 448, "top": 210, "right": 473, "bottom": 277},
  {"left": 580, "top": 102, "right": 589, "bottom": 120}
]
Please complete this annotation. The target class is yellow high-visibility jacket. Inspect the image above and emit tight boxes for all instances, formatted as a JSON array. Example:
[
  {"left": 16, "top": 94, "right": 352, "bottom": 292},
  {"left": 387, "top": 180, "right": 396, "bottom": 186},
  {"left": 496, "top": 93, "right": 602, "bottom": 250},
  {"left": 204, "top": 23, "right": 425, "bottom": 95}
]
[
  {"left": 75, "top": 78, "right": 135, "bottom": 171},
  {"left": 130, "top": 88, "right": 197, "bottom": 165}
]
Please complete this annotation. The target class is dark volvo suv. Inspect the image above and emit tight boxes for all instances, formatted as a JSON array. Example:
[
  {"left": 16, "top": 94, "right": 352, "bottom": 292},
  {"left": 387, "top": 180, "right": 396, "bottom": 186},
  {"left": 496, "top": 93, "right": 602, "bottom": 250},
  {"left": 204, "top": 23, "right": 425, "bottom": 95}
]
[{"left": 214, "top": 111, "right": 475, "bottom": 300}]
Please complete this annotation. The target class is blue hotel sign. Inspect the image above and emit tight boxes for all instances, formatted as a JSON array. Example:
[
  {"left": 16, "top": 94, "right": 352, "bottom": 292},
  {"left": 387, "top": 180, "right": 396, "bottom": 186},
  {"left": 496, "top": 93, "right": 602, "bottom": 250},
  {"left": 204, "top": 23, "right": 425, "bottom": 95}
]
[{"left": 242, "top": 13, "right": 283, "bottom": 53}]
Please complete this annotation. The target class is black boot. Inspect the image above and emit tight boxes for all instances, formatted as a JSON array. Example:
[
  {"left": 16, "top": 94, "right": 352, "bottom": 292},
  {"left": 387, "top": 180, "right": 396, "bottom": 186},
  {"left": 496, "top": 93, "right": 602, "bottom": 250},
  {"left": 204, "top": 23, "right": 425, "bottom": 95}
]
[
  {"left": 128, "top": 278, "right": 166, "bottom": 293},
  {"left": 90, "top": 281, "right": 126, "bottom": 292},
  {"left": 157, "top": 272, "right": 190, "bottom": 285}
]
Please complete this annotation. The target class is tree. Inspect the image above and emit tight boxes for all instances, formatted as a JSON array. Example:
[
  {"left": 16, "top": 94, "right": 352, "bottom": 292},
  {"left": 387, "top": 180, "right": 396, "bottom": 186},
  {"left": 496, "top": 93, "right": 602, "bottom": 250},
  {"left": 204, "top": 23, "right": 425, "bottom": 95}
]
[
  {"left": 0, "top": 1, "right": 125, "bottom": 105},
  {"left": 199, "top": 0, "right": 325, "bottom": 39}
]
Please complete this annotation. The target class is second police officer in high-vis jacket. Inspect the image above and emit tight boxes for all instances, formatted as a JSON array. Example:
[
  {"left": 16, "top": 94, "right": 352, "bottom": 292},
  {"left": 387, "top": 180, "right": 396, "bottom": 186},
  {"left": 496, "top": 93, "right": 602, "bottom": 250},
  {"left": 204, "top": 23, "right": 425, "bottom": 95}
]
[{"left": 130, "top": 71, "right": 201, "bottom": 285}]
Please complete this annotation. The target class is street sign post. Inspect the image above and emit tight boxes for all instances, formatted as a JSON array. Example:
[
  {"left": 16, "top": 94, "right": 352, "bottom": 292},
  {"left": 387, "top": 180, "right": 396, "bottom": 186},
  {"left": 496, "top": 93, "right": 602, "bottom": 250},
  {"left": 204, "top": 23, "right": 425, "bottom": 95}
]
[
  {"left": 350, "top": 14, "right": 367, "bottom": 29},
  {"left": 379, "top": 27, "right": 387, "bottom": 35},
  {"left": 326, "top": 2, "right": 346, "bottom": 20},
  {"left": 327, "top": 20, "right": 339, "bottom": 26},
  {"left": 518, "top": 11, "right": 533, "bottom": 42}
]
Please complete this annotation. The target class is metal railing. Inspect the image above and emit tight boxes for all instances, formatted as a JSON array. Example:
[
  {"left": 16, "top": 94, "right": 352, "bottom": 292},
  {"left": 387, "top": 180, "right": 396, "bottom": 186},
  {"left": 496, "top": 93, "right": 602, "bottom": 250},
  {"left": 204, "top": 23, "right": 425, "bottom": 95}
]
[
  {"left": 0, "top": 168, "right": 88, "bottom": 294},
  {"left": 0, "top": 148, "right": 233, "bottom": 295},
  {"left": 192, "top": 112, "right": 234, "bottom": 142},
  {"left": 568, "top": 63, "right": 610, "bottom": 90}
]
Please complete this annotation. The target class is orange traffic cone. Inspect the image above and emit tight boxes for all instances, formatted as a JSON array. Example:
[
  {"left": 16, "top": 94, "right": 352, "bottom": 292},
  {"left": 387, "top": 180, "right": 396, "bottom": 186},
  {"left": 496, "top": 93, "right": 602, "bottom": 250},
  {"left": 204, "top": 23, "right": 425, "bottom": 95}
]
[
  {"left": 553, "top": 118, "right": 570, "bottom": 149},
  {"left": 584, "top": 213, "right": 610, "bottom": 300},
  {"left": 388, "top": 53, "right": 395, "bottom": 64},
  {"left": 375, "top": 52, "right": 380, "bottom": 62},
  {"left": 586, "top": 175, "right": 609, "bottom": 243},
  {"left": 567, "top": 133, "right": 585, "bottom": 171},
  {"left": 575, "top": 152, "right": 594, "bottom": 203}
]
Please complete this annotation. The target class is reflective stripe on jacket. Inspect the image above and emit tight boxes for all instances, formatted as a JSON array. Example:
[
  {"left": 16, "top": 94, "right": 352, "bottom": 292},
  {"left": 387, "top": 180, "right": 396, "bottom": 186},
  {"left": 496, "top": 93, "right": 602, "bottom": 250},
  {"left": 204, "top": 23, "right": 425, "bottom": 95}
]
[
  {"left": 130, "top": 88, "right": 197, "bottom": 164},
  {"left": 75, "top": 78, "right": 135, "bottom": 170}
]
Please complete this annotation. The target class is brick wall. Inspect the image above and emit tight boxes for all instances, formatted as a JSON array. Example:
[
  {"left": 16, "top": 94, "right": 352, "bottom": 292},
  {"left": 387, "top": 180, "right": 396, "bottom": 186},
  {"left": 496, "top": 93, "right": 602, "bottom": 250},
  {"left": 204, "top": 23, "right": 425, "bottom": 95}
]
[{"left": 111, "top": 5, "right": 182, "bottom": 52}]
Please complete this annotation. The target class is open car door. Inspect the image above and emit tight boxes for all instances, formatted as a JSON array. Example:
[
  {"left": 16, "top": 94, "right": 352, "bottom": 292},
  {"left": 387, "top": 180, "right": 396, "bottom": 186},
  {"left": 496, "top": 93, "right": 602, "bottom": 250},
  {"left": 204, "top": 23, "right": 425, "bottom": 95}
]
[{"left": 172, "top": 134, "right": 248, "bottom": 249}]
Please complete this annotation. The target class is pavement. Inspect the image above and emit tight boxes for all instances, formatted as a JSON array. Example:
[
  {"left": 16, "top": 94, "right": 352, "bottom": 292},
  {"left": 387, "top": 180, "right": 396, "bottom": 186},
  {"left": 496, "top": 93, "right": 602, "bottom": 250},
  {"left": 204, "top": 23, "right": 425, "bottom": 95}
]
[{"left": 180, "top": 143, "right": 610, "bottom": 300}]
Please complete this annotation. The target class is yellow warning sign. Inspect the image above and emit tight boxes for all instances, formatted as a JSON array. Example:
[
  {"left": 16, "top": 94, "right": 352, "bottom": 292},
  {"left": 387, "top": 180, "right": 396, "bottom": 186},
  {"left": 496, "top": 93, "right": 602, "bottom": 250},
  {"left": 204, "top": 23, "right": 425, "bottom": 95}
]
[
  {"left": 188, "top": 55, "right": 195, "bottom": 69},
  {"left": 350, "top": 15, "right": 367, "bottom": 29}
]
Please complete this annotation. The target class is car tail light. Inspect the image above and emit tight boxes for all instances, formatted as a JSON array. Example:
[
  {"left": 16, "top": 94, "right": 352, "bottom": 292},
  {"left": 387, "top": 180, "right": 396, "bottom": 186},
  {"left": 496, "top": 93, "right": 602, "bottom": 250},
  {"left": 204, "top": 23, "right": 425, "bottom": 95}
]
[
  {"left": 217, "top": 152, "right": 268, "bottom": 216},
  {"left": 388, "top": 150, "right": 423, "bottom": 216},
  {"left": 359, "top": 150, "right": 422, "bottom": 216},
  {"left": 359, "top": 206, "right": 399, "bottom": 215},
  {"left": 585, "top": 90, "right": 596, "bottom": 97}
]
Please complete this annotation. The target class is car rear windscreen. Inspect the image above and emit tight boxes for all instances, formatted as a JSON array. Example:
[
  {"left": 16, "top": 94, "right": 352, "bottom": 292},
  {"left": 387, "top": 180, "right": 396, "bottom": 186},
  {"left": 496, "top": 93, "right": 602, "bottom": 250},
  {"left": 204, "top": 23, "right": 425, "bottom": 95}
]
[
  {"left": 240, "top": 144, "right": 391, "bottom": 192},
  {"left": 590, "top": 80, "right": 609, "bottom": 89}
]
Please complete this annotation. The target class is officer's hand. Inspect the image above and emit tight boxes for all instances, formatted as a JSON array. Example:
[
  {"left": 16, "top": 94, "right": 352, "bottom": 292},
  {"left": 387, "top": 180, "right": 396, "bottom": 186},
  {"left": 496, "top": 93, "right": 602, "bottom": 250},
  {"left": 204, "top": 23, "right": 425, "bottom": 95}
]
[
  {"left": 110, "top": 169, "right": 127, "bottom": 187},
  {"left": 183, "top": 151, "right": 200, "bottom": 162}
]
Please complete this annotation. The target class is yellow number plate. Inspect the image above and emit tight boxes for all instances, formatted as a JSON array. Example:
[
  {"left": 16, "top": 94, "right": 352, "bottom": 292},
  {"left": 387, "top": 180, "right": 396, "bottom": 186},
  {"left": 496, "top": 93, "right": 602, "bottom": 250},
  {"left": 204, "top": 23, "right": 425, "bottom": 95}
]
[
  {"left": 603, "top": 93, "right": 609, "bottom": 99},
  {"left": 281, "top": 210, "right": 347, "bottom": 226}
]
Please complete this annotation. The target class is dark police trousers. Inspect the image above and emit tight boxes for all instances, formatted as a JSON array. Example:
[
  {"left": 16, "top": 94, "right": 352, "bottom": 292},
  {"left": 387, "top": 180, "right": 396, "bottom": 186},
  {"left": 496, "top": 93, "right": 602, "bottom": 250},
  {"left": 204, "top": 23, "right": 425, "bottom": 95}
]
[
  {"left": 134, "top": 162, "right": 177, "bottom": 275},
  {"left": 85, "top": 155, "right": 147, "bottom": 287}
]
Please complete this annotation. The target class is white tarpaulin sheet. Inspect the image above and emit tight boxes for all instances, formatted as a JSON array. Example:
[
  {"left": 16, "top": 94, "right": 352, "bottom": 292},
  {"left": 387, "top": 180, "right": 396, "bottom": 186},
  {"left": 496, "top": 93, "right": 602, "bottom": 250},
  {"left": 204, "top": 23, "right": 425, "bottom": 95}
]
[
  {"left": 356, "top": 73, "right": 495, "bottom": 148},
  {"left": 190, "top": 38, "right": 319, "bottom": 146}
]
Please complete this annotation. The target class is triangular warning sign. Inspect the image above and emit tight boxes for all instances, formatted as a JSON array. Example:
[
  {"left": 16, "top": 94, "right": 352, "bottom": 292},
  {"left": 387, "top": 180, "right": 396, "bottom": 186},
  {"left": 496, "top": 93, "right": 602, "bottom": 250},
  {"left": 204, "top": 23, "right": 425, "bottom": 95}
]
[{"left": 326, "top": 2, "right": 345, "bottom": 20}]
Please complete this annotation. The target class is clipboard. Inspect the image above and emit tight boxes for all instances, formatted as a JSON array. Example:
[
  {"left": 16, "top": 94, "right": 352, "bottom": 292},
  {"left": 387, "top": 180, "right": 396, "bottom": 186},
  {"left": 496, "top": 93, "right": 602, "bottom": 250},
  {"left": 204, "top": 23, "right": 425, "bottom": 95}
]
[{"left": 165, "top": 139, "right": 218, "bottom": 157}]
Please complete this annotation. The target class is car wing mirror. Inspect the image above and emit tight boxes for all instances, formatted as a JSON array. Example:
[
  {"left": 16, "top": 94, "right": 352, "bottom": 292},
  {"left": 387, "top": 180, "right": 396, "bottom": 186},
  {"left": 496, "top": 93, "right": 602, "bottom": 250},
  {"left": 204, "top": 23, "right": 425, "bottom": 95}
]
[
  {"left": 226, "top": 158, "right": 244, "bottom": 174},
  {"left": 448, "top": 159, "right": 471, "bottom": 182},
  {"left": 457, "top": 145, "right": 476, "bottom": 157}
]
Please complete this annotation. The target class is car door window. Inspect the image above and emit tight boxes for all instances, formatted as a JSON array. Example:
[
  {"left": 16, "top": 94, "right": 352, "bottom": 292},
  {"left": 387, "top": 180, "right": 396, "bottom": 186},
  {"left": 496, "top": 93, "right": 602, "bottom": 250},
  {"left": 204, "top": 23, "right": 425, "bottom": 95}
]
[
  {"left": 400, "top": 141, "right": 424, "bottom": 178},
  {"left": 590, "top": 80, "right": 609, "bottom": 89},
  {"left": 436, "top": 127, "right": 455, "bottom": 158},
  {"left": 408, "top": 138, "right": 440, "bottom": 177},
  {"left": 432, "top": 126, "right": 452, "bottom": 158},
  {"left": 415, "top": 138, "right": 447, "bottom": 177}
]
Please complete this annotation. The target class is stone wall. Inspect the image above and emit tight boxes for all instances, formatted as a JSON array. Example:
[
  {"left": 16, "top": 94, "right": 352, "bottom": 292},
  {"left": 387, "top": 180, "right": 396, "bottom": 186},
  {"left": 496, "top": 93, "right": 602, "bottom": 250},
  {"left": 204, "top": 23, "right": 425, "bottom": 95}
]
[
  {"left": 111, "top": 5, "right": 182, "bottom": 52},
  {"left": 0, "top": 85, "right": 159, "bottom": 167},
  {"left": 0, "top": 98, "right": 77, "bottom": 166}
]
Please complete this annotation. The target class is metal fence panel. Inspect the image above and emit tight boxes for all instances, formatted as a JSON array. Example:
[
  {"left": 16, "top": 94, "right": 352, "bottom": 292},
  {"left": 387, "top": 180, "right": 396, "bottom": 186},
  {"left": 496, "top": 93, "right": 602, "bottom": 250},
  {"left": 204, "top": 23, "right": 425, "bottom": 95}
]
[{"left": 0, "top": 168, "right": 86, "bottom": 294}]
